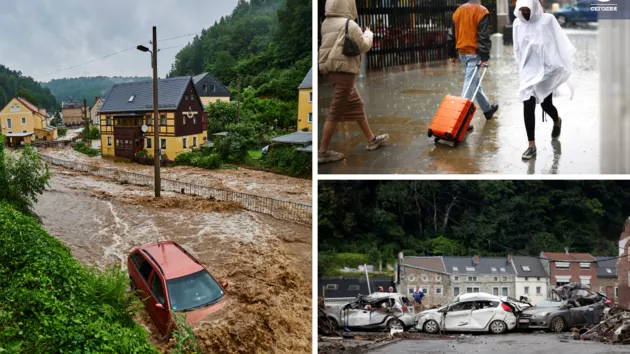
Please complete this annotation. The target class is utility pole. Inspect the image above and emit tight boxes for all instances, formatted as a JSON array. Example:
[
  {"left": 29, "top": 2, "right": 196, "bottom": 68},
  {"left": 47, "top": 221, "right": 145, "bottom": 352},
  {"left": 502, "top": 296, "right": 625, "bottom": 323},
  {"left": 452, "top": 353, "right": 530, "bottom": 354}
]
[
  {"left": 83, "top": 98, "right": 89, "bottom": 141},
  {"left": 151, "top": 26, "right": 161, "bottom": 197},
  {"left": 236, "top": 76, "right": 241, "bottom": 123}
]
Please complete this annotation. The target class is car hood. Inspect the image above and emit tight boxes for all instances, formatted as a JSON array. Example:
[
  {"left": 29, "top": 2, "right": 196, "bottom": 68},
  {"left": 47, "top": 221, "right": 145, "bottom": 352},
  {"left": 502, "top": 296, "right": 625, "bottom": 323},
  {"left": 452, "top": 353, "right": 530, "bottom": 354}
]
[
  {"left": 182, "top": 295, "right": 229, "bottom": 325},
  {"left": 522, "top": 306, "right": 560, "bottom": 315}
]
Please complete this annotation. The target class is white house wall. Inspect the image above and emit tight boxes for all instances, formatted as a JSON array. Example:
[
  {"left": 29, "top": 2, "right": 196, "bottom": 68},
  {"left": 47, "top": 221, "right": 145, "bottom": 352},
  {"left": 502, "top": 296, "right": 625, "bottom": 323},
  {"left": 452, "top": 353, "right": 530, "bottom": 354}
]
[{"left": 515, "top": 277, "right": 548, "bottom": 305}]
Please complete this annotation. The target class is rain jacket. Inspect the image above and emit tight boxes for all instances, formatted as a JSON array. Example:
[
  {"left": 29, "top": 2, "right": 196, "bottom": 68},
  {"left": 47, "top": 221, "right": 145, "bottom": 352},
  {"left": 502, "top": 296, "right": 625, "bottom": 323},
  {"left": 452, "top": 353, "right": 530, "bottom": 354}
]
[
  {"left": 319, "top": 0, "right": 373, "bottom": 75},
  {"left": 513, "top": 0, "right": 576, "bottom": 103},
  {"left": 447, "top": 1, "right": 492, "bottom": 61}
]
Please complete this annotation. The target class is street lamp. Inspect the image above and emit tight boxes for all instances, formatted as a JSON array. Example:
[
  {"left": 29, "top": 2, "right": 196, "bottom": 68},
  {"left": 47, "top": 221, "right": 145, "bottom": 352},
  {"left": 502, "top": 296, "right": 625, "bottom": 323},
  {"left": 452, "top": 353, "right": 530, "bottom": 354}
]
[{"left": 137, "top": 27, "right": 161, "bottom": 197}]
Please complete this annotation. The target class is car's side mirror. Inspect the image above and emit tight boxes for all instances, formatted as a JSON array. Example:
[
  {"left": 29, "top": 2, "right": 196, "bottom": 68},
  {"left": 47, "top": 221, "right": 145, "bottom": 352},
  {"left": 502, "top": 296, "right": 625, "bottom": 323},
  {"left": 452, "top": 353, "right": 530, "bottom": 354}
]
[{"left": 155, "top": 303, "right": 165, "bottom": 310}]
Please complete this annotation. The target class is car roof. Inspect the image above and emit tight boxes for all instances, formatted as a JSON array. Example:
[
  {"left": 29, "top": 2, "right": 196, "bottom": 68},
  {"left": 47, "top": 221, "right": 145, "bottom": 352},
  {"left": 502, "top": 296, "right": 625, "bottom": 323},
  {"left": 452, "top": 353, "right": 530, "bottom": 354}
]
[
  {"left": 456, "top": 292, "right": 501, "bottom": 302},
  {"left": 138, "top": 241, "right": 204, "bottom": 280},
  {"left": 365, "top": 292, "right": 406, "bottom": 299}
]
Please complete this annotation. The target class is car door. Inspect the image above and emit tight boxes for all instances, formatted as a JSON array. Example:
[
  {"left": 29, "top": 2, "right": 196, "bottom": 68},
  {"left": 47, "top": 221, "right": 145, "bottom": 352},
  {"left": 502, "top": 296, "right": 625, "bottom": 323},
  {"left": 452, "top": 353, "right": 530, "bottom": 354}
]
[
  {"left": 444, "top": 301, "right": 474, "bottom": 331},
  {"left": 133, "top": 256, "right": 161, "bottom": 327},
  {"left": 369, "top": 298, "right": 395, "bottom": 327},
  {"left": 470, "top": 300, "right": 500, "bottom": 330},
  {"left": 148, "top": 271, "right": 172, "bottom": 334},
  {"left": 342, "top": 304, "right": 369, "bottom": 327}
]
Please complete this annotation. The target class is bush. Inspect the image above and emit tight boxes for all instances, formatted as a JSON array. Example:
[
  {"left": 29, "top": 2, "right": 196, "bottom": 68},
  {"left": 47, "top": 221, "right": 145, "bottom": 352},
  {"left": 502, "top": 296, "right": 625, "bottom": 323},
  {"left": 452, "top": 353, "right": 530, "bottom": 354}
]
[
  {"left": 168, "top": 314, "right": 201, "bottom": 354},
  {"left": 175, "top": 152, "right": 222, "bottom": 170},
  {"left": 71, "top": 141, "right": 100, "bottom": 157},
  {"left": 85, "top": 125, "right": 101, "bottom": 140},
  {"left": 0, "top": 202, "right": 157, "bottom": 353},
  {"left": 261, "top": 144, "right": 311, "bottom": 177},
  {"left": 57, "top": 127, "right": 67, "bottom": 137},
  {"left": 214, "top": 123, "right": 257, "bottom": 163},
  {"left": 174, "top": 152, "right": 195, "bottom": 166}
]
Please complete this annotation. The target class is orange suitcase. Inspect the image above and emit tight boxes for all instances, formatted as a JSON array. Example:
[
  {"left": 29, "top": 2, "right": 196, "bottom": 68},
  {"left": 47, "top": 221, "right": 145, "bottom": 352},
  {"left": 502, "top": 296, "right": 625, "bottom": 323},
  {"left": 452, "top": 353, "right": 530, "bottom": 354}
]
[{"left": 428, "top": 65, "right": 488, "bottom": 147}]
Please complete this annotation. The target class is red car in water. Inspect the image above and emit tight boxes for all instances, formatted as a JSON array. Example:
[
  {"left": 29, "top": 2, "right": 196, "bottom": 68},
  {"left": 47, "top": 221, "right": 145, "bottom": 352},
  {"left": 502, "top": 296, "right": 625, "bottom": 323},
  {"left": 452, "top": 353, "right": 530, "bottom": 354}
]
[{"left": 127, "top": 241, "right": 228, "bottom": 335}]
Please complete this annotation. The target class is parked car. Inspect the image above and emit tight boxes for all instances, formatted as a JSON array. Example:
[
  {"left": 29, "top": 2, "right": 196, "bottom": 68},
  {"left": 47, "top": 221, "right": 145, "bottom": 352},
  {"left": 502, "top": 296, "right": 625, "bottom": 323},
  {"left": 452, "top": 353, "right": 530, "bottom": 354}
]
[
  {"left": 416, "top": 293, "right": 526, "bottom": 334},
  {"left": 516, "top": 298, "right": 608, "bottom": 332},
  {"left": 127, "top": 241, "right": 229, "bottom": 335},
  {"left": 323, "top": 292, "right": 416, "bottom": 331},
  {"left": 554, "top": 0, "right": 598, "bottom": 27}
]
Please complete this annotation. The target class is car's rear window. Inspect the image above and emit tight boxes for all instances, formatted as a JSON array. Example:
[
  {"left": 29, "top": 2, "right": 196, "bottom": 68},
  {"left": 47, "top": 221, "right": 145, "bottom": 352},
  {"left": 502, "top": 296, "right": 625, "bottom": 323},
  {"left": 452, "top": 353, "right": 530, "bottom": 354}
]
[
  {"left": 400, "top": 296, "right": 411, "bottom": 306},
  {"left": 166, "top": 270, "right": 225, "bottom": 311}
]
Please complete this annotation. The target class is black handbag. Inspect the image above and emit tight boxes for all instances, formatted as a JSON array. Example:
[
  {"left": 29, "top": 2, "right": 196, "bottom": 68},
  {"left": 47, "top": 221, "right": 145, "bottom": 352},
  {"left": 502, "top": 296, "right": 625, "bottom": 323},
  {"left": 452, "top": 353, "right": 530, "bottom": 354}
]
[{"left": 342, "top": 19, "right": 361, "bottom": 57}]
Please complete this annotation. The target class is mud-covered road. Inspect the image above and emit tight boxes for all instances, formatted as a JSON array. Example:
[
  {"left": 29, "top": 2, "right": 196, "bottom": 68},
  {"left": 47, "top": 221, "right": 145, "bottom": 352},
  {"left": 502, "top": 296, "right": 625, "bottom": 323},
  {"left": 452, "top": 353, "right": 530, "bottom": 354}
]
[{"left": 34, "top": 166, "right": 312, "bottom": 353}]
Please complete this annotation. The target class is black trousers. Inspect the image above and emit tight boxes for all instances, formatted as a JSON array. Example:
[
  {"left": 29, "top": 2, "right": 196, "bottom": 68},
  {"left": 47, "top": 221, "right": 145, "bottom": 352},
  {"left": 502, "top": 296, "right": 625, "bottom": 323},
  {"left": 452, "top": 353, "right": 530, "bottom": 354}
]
[{"left": 524, "top": 93, "right": 559, "bottom": 142}]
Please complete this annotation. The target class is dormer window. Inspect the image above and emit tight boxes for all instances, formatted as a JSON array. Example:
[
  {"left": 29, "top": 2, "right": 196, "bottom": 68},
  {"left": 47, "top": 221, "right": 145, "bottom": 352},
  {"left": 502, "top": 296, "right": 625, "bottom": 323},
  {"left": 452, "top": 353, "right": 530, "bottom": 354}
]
[
  {"left": 500, "top": 267, "right": 506, "bottom": 272},
  {"left": 522, "top": 265, "right": 531, "bottom": 271},
  {"left": 128, "top": 95, "right": 136, "bottom": 102},
  {"left": 202, "top": 84, "right": 208, "bottom": 92},
  {"left": 465, "top": 266, "right": 475, "bottom": 272},
  {"left": 210, "top": 85, "right": 215, "bottom": 92},
  {"left": 491, "top": 267, "right": 497, "bottom": 272}
]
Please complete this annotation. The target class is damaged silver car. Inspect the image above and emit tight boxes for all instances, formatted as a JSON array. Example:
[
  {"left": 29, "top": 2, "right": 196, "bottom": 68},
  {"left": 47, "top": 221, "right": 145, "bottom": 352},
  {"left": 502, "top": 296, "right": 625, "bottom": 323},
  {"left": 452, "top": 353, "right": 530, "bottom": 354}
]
[{"left": 323, "top": 292, "right": 416, "bottom": 331}]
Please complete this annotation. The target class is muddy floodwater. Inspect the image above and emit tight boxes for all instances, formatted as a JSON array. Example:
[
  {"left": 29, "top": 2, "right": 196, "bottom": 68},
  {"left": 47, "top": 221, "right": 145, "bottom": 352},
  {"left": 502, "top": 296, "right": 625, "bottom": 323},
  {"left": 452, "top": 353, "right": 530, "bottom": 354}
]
[{"left": 34, "top": 167, "right": 312, "bottom": 353}]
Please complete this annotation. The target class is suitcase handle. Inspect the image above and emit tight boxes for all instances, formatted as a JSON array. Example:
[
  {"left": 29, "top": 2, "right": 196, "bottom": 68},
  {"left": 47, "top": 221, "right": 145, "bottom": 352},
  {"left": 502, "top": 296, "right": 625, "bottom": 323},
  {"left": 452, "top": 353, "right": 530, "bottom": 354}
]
[{"left": 462, "top": 64, "right": 488, "bottom": 101}]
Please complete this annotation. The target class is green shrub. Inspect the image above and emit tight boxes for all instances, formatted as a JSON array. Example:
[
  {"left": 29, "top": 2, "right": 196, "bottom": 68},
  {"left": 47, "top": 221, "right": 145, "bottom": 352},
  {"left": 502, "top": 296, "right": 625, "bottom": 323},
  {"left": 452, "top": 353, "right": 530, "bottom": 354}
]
[
  {"left": 261, "top": 144, "right": 311, "bottom": 177},
  {"left": 71, "top": 141, "right": 100, "bottom": 157},
  {"left": 0, "top": 202, "right": 157, "bottom": 353},
  {"left": 168, "top": 313, "right": 201, "bottom": 354},
  {"left": 174, "top": 152, "right": 195, "bottom": 166},
  {"left": 85, "top": 125, "right": 101, "bottom": 140},
  {"left": 57, "top": 127, "right": 67, "bottom": 137},
  {"left": 214, "top": 123, "right": 257, "bottom": 163},
  {"left": 191, "top": 154, "right": 222, "bottom": 170}
]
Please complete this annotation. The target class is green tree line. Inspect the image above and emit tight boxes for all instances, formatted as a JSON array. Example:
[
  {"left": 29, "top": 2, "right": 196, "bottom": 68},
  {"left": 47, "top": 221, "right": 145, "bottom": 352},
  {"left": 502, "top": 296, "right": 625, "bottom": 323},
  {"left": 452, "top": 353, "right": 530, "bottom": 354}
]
[
  {"left": 319, "top": 181, "right": 630, "bottom": 262},
  {"left": 41, "top": 76, "right": 150, "bottom": 104},
  {"left": 0, "top": 65, "right": 58, "bottom": 110}
]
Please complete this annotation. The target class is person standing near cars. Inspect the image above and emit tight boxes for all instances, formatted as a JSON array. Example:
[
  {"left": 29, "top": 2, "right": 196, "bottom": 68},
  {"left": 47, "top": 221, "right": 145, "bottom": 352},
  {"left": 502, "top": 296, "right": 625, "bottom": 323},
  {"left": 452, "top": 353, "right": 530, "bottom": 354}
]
[
  {"left": 318, "top": 0, "right": 390, "bottom": 164},
  {"left": 513, "top": 0, "right": 576, "bottom": 159},
  {"left": 448, "top": 0, "right": 500, "bottom": 130},
  {"left": 413, "top": 287, "right": 425, "bottom": 311}
]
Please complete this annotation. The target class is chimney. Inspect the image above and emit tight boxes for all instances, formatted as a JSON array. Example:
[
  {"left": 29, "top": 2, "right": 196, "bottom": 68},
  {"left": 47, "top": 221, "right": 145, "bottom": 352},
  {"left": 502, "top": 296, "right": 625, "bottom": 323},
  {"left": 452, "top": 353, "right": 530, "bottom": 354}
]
[
  {"left": 473, "top": 255, "right": 479, "bottom": 264},
  {"left": 507, "top": 254, "right": 513, "bottom": 263},
  {"left": 565, "top": 247, "right": 569, "bottom": 254}
]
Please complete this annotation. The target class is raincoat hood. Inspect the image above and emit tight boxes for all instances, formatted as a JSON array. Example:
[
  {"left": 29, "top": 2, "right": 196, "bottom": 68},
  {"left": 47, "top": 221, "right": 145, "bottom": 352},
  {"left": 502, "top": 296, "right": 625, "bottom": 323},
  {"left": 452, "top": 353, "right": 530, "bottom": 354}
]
[
  {"left": 514, "top": 0, "right": 544, "bottom": 23},
  {"left": 325, "top": 0, "right": 358, "bottom": 20}
]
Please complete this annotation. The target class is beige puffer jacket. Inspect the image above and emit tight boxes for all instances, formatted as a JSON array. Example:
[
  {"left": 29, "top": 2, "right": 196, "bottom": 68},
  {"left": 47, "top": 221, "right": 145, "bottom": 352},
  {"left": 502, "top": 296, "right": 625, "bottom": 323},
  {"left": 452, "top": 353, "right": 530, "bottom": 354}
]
[{"left": 319, "top": 0, "right": 373, "bottom": 75}]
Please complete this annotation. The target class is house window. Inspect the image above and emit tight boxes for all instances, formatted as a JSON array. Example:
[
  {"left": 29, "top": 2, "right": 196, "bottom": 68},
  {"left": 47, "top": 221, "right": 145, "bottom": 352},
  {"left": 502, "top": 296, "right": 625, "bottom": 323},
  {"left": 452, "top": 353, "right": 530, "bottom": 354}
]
[
  {"left": 580, "top": 263, "right": 590, "bottom": 269},
  {"left": 193, "top": 137, "right": 197, "bottom": 147},
  {"left": 436, "top": 275, "right": 441, "bottom": 281},
  {"left": 616, "top": 287, "right": 619, "bottom": 297},
  {"left": 525, "top": 277, "right": 529, "bottom": 281},
  {"left": 493, "top": 287, "right": 499, "bottom": 296},
  {"left": 210, "top": 85, "right": 215, "bottom": 92},
  {"left": 451, "top": 287, "right": 458, "bottom": 296},
  {"left": 536, "top": 286, "right": 541, "bottom": 295},
  {"left": 606, "top": 268, "right": 612, "bottom": 274},
  {"left": 183, "top": 116, "right": 186, "bottom": 125},
  {"left": 7, "top": 119, "right": 12, "bottom": 129},
  {"left": 452, "top": 266, "right": 459, "bottom": 272},
  {"left": 325, "top": 284, "right": 338, "bottom": 291},
  {"left": 537, "top": 277, "right": 541, "bottom": 281},
  {"left": 309, "top": 91, "right": 313, "bottom": 102},
  {"left": 106, "top": 117, "right": 111, "bottom": 126},
  {"left": 422, "top": 275, "right": 428, "bottom": 281},
  {"left": 436, "top": 287, "right": 442, "bottom": 295},
  {"left": 193, "top": 117, "right": 196, "bottom": 124},
  {"left": 556, "top": 262, "right": 570, "bottom": 269},
  {"left": 491, "top": 267, "right": 497, "bottom": 272},
  {"left": 502, "top": 277, "right": 507, "bottom": 281},
  {"left": 107, "top": 137, "right": 112, "bottom": 146},
  {"left": 500, "top": 267, "right": 506, "bottom": 272},
  {"left": 465, "top": 266, "right": 475, "bottom": 272},
  {"left": 467, "top": 276, "right": 477, "bottom": 281},
  {"left": 494, "top": 277, "right": 498, "bottom": 281},
  {"left": 466, "top": 287, "right": 473, "bottom": 293},
  {"left": 146, "top": 138, "right": 152, "bottom": 149},
  {"left": 473, "top": 287, "right": 479, "bottom": 292},
  {"left": 161, "top": 139, "right": 166, "bottom": 149},
  {"left": 160, "top": 115, "right": 166, "bottom": 125},
  {"left": 522, "top": 265, "right": 531, "bottom": 271},
  {"left": 308, "top": 112, "right": 312, "bottom": 123},
  {"left": 524, "top": 286, "right": 530, "bottom": 295},
  {"left": 14, "top": 105, "right": 19, "bottom": 111},
  {"left": 183, "top": 138, "right": 187, "bottom": 149},
  {"left": 10, "top": 106, "right": 14, "bottom": 112},
  {"left": 128, "top": 95, "right": 135, "bottom": 102},
  {"left": 185, "top": 95, "right": 189, "bottom": 101},
  {"left": 580, "top": 276, "right": 591, "bottom": 287},
  {"left": 502, "top": 287, "right": 508, "bottom": 296},
  {"left": 202, "top": 84, "right": 207, "bottom": 92},
  {"left": 348, "top": 285, "right": 360, "bottom": 291},
  {"left": 454, "top": 276, "right": 459, "bottom": 281},
  {"left": 21, "top": 117, "right": 26, "bottom": 125},
  {"left": 147, "top": 116, "right": 152, "bottom": 125}
]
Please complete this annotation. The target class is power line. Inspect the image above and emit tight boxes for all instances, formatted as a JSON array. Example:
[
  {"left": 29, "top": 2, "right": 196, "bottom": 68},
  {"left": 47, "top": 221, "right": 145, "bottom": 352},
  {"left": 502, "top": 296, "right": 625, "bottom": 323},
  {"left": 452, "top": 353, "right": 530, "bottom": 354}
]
[
  {"left": 158, "top": 32, "right": 200, "bottom": 42},
  {"left": 159, "top": 45, "right": 187, "bottom": 51}
]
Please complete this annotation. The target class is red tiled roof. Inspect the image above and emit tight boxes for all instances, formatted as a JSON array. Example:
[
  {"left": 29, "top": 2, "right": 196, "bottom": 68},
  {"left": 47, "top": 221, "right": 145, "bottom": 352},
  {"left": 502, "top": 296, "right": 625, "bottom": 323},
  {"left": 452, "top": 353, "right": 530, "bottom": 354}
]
[
  {"left": 16, "top": 97, "right": 46, "bottom": 118},
  {"left": 402, "top": 256, "right": 446, "bottom": 273},
  {"left": 543, "top": 252, "right": 595, "bottom": 261}
]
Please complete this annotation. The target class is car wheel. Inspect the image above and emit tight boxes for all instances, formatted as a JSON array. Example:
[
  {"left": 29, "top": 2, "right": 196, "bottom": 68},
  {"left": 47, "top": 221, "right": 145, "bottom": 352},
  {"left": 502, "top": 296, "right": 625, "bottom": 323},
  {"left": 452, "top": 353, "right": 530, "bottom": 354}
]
[
  {"left": 423, "top": 319, "right": 440, "bottom": 334},
  {"left": 557, "top": 15, "right": 567, "bottom": 27},
  {"left": 489, "top": 320, "right": 507, "bottom": 334},
  {"left": 387, "top": 319, "right": 405, "bottom": 331},
  {"left": 327, "top": 317, "right": 339, "bottom": 329},
  {"left": 550, "top": 317, "right": 565, "bottom": 332}
]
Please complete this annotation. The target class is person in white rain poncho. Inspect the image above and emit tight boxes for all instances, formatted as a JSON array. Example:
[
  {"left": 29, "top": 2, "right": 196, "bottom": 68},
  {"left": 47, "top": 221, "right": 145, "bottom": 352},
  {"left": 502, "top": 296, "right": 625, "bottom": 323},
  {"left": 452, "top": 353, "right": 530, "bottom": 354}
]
[{"left": 513, "top": 0, "right": 576, "bottom": 160}]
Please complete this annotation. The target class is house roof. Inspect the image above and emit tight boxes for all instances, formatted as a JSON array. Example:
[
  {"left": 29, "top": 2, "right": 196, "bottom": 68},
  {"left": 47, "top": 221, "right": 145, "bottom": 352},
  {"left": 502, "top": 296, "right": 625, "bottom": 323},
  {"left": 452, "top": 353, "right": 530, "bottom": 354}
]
[
  {"left": 442, "top": 256, "right": 516, "bottom": 275},
  {"left": 62, "top": 100, "right": 87, "bottom": 109},
  {"left": 511, "top": 256, "right": 548, "bottom": 277},
  {"left": 401, "top": 256, "right": 446, "bottom": 273},
  {"left": 296, "top": 145, "right": 312, "bottom": 152},
  {"left": 595, "top": 256, "right": 617, "bottom": 278},
  {"left": 192, "top": 72, "right": 231, "bottom": 97},
  {"left": 271, "top": 131, "right": 312, "bottom": 145},
  {"left": 15, "top": 97, "right": 46, "bottom": 118},
  {"left": 5, "top": 132, "right": 33, "bottom": 137},
  {"left": 318, "top": 278, "right": 394, "bottom": 298},
  {"left": 99, "top": 76, "right": 192, "bottom": 113},
  {"left": 298, "top": 68, "right": 312, "bottom": 89},
  {"left": 542, "top": 252, "right": 596, "bottom": 262}
]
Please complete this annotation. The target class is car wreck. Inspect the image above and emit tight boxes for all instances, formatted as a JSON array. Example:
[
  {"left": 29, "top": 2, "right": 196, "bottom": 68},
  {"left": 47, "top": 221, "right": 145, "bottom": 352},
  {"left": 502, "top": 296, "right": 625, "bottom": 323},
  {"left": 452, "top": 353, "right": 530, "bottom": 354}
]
[
  {"left": 322, "top": 292, "right": 416, "bottom": 331},
  {"left": 517, "top": 283, "right": 613, "bottom": 332},
  {"left": 416, "top": 292, "right": 529, "bottom": 334}
]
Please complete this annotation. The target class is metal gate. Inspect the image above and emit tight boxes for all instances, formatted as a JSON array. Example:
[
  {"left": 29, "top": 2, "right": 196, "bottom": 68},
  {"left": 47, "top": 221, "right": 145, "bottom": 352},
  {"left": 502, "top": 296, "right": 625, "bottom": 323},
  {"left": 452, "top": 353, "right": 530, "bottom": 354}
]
[{"left": 318, "top": 0, "right": 497, "bottom": 70}]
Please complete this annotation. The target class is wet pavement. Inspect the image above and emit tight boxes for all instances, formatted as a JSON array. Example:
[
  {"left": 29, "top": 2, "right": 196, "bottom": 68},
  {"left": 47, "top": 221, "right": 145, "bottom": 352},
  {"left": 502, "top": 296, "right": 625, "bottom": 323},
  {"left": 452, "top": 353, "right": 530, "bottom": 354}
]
[
  {"left": 318, "top": 29, "right": 599, "bottom": 174},
  {"left": 368, "top": 333, "right": 629, "bottom": 353}
]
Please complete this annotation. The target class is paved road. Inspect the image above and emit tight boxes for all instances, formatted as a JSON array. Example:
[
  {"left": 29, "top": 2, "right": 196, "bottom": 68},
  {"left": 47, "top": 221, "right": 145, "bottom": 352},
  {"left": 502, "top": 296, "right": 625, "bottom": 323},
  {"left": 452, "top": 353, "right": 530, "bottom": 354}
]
[
  {"left": 368, "top": 333, "right": 628, "bottom": 354},
  {"left": 318, "top": 29, "right": 599, "bottom": 174}
]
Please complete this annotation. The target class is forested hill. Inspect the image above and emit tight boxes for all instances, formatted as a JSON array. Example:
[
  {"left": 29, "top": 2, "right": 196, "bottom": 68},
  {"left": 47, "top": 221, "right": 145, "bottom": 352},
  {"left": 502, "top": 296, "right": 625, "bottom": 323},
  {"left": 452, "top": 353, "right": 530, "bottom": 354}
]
[
  {"left": 41, "top": 76, "right": 150, "bottom": 104},
  {"left": 318, "top": 181, "right": 630, "bottom": 261},
  {"left": 0, "top": 65, "right": 57, "bottom": 111},
  {"left": 167, "top": 0, "right": 311, "bottom": 102}
]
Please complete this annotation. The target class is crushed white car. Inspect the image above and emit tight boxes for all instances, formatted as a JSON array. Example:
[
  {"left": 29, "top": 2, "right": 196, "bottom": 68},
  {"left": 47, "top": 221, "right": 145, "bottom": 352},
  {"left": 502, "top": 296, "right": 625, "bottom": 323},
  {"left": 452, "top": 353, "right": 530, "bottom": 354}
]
[
  {"left": 323, "top": 292, "right": 416, "bottom": 331},
  {"left": 416, "top": 292, "right": 528, "bottom": 334}
]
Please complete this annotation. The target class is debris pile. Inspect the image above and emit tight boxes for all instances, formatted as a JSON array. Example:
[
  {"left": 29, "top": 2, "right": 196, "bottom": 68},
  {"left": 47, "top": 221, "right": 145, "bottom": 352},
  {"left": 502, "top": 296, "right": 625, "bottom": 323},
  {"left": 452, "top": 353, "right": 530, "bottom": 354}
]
[
  {"left": 318, "top": 297, "right": 339, "bottom": 336},
  {"left": 575, "top": 307, "right": 630, "bottom": 344}
]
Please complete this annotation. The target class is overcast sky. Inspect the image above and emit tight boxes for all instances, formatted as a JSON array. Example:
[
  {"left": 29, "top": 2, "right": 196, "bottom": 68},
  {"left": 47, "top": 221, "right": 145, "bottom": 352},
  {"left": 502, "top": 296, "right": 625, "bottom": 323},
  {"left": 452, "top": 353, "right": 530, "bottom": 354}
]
[{"left": 0, "top": 0, "right": 239, "bottom": 83}]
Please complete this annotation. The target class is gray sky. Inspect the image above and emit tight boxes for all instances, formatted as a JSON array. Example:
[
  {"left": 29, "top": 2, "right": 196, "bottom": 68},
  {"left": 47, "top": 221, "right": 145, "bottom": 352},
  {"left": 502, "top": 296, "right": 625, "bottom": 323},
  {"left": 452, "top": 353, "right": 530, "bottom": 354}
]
[{"left": 0, "top": 0, "right": 239, "bottom": 82}]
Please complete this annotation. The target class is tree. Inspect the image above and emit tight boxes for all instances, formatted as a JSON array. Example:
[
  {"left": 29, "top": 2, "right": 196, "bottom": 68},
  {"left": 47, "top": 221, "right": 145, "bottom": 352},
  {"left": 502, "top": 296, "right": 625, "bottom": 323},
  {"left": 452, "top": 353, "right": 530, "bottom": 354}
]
[{"left": 16, "top": 88, "right": 41, "bottom": 106}]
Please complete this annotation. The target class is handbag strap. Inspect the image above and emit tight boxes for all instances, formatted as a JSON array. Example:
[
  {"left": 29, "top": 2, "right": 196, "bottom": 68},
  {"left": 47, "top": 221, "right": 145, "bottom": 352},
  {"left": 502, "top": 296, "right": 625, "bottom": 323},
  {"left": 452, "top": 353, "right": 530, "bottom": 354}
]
[{"left": 345, "top": 19, "right": 350, "bottom": 38}]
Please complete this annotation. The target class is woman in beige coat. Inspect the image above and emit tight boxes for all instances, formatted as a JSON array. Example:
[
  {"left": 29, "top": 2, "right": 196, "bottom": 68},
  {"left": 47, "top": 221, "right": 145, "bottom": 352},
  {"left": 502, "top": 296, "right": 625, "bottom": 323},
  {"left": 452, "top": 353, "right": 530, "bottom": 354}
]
[{"left": 318, "top": 0, "right": 389, "bottom": 164}]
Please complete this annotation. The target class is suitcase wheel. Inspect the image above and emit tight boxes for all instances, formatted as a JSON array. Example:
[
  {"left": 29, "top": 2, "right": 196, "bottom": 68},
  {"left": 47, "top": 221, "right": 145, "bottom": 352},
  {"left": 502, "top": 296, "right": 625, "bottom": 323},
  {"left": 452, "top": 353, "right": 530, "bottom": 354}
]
[
  {"left": 427, "top": 129, "right": 433, "bottom": 138},
  {"left": 434, "top": 138, "right": 440, "bottom": 144},
  {"left": 454, "top": 141, "right": 460, "bottom": 147},
  {"left": 444, "top": 132, "right": 452, "bottom": 139}
]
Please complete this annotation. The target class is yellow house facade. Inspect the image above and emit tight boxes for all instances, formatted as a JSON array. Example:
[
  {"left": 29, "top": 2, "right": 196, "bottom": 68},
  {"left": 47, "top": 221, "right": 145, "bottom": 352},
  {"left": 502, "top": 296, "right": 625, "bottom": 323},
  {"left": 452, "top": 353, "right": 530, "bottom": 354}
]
[
  {"left": 0, "top": 97, "right": 57, "bottom": 147},
  {"left": 297, "top": 68, "right": 313, "bottom": 132},
  {"left": 99, "top": 76, "right": 208, "bottom": 161},
  {"left": 193, "top": 72, "right": 231, "bottom": 107}
]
